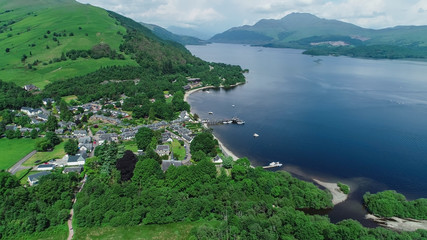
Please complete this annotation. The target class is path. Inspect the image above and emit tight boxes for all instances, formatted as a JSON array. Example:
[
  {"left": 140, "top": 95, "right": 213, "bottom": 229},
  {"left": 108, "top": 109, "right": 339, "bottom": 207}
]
[
  {"left": 67, "top": 175, "right": 87, "bottom": 240},
  {"left": 9, "top": 150, "right": 37, "bottom": 174}
]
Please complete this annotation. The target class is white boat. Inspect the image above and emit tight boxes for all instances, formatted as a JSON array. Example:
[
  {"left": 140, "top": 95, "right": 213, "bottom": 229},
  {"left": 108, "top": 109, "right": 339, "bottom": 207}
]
[
  {"left": 237, "top": 120, "right": 245, "bottom": 125},
  {"left": 253, "top": 133, "right": 259, "bottom": 137},
  {"left": 232, "top": 104, "right": 235, "bottom": 107},
  {"left": 208, "top": 112, "right": 213, "bottom": 114}
]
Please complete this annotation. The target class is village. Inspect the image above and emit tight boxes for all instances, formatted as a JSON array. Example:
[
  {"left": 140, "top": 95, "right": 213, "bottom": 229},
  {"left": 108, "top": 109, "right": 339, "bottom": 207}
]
[{"left": 6, "top": 78, "right": 228, "bottom": 187}]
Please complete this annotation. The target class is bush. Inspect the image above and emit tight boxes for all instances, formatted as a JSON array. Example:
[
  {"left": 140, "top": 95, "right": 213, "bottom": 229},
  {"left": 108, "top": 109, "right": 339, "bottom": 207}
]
[{"left": 337, "top": 182, "right": 350, "bottom": 194}]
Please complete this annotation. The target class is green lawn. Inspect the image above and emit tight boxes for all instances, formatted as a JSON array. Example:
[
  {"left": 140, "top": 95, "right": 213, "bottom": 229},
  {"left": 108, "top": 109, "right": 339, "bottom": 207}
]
[
  {"left": 170, "top": 139, "right": 185, "bottom": 160},
  {"left": 124, "top": 140, "right": 138, "bottom": 152},
  {"left": 62, "top": 95, "right": 78, "bottom": 103},
  {"left": 0, "top": 138, "right": 37, "bottom": 170},
  {"left": 74, "top": 220, "right": 219, "bottom": 240},
  {"left": 23, "top": 141, "right": 66, "bottom": 166},
  {"left": 16, "top": 170, "right": 39, "bottom": 185}
]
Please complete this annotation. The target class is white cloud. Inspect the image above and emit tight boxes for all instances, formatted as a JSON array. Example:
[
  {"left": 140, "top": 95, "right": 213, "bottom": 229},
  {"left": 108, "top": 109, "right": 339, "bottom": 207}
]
[{"left": 77, "top": 0, "right": 427, "bottom": 35}]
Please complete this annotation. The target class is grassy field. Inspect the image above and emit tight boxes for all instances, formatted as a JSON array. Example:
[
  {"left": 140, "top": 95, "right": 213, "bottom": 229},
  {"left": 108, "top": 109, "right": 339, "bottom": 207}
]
[
  {"left": 74, "top": 220, "right": 219, "bottom": 240},
  {"left": 124, "top": 140, "right": 139, "bottom": 152},
  {"left": 23, "top": 141, "right": 66, "bottom": 166},
  {"left": 0, "top": 138, "right": 37, "bottom": 170},
  {"left": 13, "top": 224, "right": 68, "bottom": 240},
  {"left": 0, "top": 0, "right": 138, "bottom": 88},
  {"left": 62, "top": 95, "right": 78, "bottom": 103},
  {"left": 16, "top": 170, "right": 40, "bottom": 185},
  {"left": 170, "top": 139, "right": 186, "bottom": 160}
]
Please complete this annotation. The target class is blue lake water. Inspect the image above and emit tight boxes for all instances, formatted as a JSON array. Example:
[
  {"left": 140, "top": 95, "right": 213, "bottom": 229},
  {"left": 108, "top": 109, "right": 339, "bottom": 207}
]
[{"left": 186, "top": 44, "right": 427, "bottom": 225}]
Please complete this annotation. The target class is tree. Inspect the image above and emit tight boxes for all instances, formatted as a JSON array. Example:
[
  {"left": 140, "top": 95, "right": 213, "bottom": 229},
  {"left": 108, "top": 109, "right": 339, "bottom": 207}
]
[
  {"left": 222, "top": 156, "right": 233, "bottom": 169},
  {"left": 132, "top": 158, "right": 163, "bottom": 188},
  {"left": 5, "top": 48, "right": 10, "bottom": 53},
  {"left": 14, "top": 129, "right": 21, "bottom": 138},
  {"left": 135, "top": 127, "right": 154, "bottom": 151},
  {"left": 5, "top": 129, "right": 15, "bottom": 139},
  {"left": 45, "top": 115, "right": 58, "bottom": 131},
  {"left": 59, "top": 100, "right": 73, "bottom": 121},
  {"left": 190, "top": 132, "right": 217, "bottom": 157},
  {"left": 64, "top": 139, "right": 79, "bottom": 155},
  {"left": 30, "top": 129, "right": 38, "bottom": 139},
  {"left": 46, "top": 132, "right": 61, "bottom": 146},
  {"left": 116, "top": 150, "right": 138, "bottom": 181}
]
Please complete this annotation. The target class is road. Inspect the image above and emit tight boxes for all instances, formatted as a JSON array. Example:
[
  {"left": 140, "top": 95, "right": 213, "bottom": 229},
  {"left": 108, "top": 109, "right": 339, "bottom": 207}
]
[
  {"left": 67, "top": 175, "right": 87, "bottom": 240},
  {"left": 166, "top": 130, "right": 191, "bottom": 165},
  {"left": 8, "top": 150, "right": 37, "bottom": 174}
]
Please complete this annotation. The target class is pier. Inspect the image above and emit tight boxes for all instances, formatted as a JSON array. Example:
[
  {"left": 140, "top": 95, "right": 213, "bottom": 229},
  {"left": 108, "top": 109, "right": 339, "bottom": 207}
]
[{"left": 202, "top": 117, "right": 245, "bottom": 125}]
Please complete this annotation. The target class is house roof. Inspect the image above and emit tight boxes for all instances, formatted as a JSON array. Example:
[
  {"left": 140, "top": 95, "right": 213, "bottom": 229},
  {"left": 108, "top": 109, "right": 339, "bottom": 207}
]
[
  {"left": 37, "top": 164, "right": 55, "bottom": 169},
  {"left": 68, "top": 155, "right": 85, "bottom": 163},
  {"left": 63, "top": 166, "right": 83, "bottom": 173},
  {"left": 28, "top": 171, "right": 51, "bottom": 182},
  {"left": 156, "top": 145, "right": 170, "bottom": 152},
  {"left": 161, "top": 160, "right": 183, "bottom": 171}
]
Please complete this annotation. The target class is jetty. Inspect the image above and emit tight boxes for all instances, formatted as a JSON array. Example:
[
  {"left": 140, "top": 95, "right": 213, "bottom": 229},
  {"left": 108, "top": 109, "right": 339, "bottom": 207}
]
[
  {"left": 262, "top": 162, "right": 283, "bottom": 169},
  {"left": 204, "top": 117, "right": 245, "bottom": 125}
]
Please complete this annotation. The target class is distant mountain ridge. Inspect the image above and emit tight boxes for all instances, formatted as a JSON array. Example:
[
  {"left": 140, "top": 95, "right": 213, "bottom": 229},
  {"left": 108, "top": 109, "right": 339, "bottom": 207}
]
[
  {"left": 140, "top": 22, "right": 208, "bottom": 45},
  {"left": 211, "top": 13, "right": 427, "bottom": 59}
]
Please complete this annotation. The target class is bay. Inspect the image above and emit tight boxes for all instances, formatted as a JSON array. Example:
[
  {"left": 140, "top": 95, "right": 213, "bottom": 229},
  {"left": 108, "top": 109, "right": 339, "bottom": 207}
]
[{"left": 186, "top": 43, "right": 427, "bottom": 225}]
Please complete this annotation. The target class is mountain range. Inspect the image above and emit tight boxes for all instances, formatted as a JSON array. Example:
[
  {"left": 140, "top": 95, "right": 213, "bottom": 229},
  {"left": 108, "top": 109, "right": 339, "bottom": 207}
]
[
  {"left": 139, "top": 22, "right": 208, "bottom": 46},
  {"left": 210, "top": 13, "right": 427, "bottom": 59}
]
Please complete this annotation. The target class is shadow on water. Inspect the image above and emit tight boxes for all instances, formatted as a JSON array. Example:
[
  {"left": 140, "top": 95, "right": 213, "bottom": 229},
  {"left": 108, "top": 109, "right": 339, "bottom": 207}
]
[{"left": 283, "top": 164, "right": 386, "bottom": 227}]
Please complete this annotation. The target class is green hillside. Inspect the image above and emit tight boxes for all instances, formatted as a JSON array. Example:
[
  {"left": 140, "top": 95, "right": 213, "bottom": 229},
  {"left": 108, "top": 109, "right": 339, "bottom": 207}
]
[
  {"left": 211, "top": 13, "right": 427, "bottom": 59},
  {"left": 0, "top": 0, "right": 137, "bottom": 88},
  {"left": 140, "top": 22, "right": 207, "bottom": 45}
]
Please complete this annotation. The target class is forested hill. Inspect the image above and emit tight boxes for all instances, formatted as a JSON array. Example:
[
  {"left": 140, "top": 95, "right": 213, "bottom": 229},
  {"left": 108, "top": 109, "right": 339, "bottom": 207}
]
[
  {"left": 211, "top": 13, "right": 427, "bottom": 59},
  {"left": 140, "top": 22, "right": 208, "bottom": 46},
  {"left": 0, "top": 0, "right": 209, "bottom": 89}
]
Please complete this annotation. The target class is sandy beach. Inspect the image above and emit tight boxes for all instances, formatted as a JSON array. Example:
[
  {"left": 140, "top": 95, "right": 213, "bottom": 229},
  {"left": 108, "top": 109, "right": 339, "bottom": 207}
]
[
  {"left": 366, "top": 214, "right": 427, "bottom": 232},
  {"left": 313, "top": 179, "right": 349, "bottom": 205},
  {"left": 183, "top": 82, "right": 245, "bottom": 102},
  {"left": 213, "top": 135, "right": 240, "bottom": 160},
  {"left": 184, "top": 83, "right": 245, "bottom": 161}
]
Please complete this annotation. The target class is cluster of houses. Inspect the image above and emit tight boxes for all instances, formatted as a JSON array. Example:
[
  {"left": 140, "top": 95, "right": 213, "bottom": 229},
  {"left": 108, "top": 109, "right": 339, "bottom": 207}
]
[
  {"left": 119, "top": 121, "right": 169, "bottom": 140},
  {"left": 183, "top": 78, "right": 201, "bottom": 91},
  {"left": 20, "top": 107, "right": 49, "bottom": 124},
  {"left": 28, "top": 152, "right": 86, "bottom": 186},
  {"left": 170, "top": 124, "right": 194, "bottom": 142},
  {"left": 90, "top": 115, "right": 122, "bottom": 125}
]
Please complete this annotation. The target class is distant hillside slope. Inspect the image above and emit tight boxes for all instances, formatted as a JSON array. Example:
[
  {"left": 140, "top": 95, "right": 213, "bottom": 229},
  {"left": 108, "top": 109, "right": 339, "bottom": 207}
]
[
  {"left": 0, "top": 0, "right": 138, "bottom": 88},
  {"left": 211, "top": 13, "right": 427, "bottom": 59},
  {"left": 140, "top": 22, "right": 207, "bottom": 45}
]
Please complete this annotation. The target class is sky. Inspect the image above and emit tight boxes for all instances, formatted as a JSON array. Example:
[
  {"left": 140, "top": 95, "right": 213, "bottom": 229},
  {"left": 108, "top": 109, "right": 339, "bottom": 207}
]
[{"left": 77, "top": 0, "right": 427, "bottom": 38}]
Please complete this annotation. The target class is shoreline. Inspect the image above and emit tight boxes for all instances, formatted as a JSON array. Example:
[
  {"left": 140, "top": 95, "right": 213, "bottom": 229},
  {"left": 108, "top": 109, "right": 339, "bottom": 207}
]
[
  {"left": 183, "top": 82, "right": 245, "bottom": 103},
  {"left": 366, "top": 214, "right": 427, "bottom": 232},
  {"left": 213, "top": 134, "right": 240, "bottom": 160},
  {"left": 313, "top": 179, "right": 349, "bottom": 205},
  {"left": 185, "top": 82, "right": 245, "bottom": 161}
]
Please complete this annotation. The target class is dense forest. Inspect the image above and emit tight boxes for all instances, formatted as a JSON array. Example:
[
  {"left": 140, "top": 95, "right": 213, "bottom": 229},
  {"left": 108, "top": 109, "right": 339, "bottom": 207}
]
[
  {"left": 364, "top": 190, "right": 427, "bottom": 220},
  {"left": 303, "top": 45, "right": 427, "bottom": 59},
  {"left": 0, "top": 80, "right": 42, "bottom": 110},
  {"left": 0, "top": 171, "right": 80, "bottom": 239},
  {"left": 72, "top": 142, "right": 427, "bottom": 239}
]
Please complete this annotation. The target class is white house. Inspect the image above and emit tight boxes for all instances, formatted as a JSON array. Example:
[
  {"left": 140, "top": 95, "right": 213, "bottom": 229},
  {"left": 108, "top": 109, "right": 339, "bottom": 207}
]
[
  {"left": 66, "top": 154, "right": 86, "bottom": 166},
  {"left": 37, "top": 164, "right": 55, "bottom": 171},
  {"left": 156, "top": 145, "right": 170, "bottom": 156}
]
